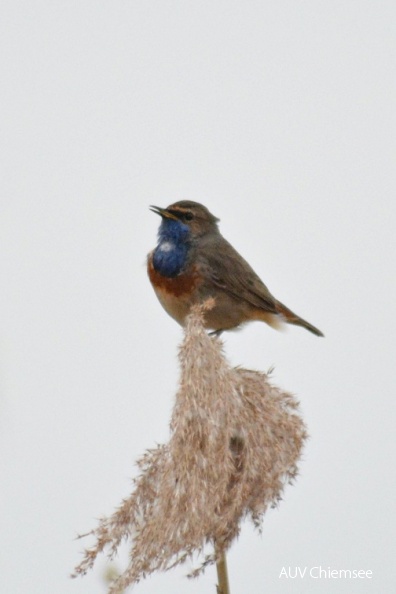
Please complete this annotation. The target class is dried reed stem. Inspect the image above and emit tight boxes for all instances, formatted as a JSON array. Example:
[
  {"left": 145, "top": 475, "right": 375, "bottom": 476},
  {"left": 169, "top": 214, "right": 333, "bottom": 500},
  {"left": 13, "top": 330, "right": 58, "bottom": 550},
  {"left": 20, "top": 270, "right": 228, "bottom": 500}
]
[{"left": 216, "top": 549, "right": 230, "bottom": 594}]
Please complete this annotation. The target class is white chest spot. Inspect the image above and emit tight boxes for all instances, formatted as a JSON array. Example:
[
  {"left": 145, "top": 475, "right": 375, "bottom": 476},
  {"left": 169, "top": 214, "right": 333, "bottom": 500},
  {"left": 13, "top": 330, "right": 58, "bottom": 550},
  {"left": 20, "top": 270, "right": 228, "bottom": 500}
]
[{"left": 158, "top": 241, "right": 175, "bottom": 252}]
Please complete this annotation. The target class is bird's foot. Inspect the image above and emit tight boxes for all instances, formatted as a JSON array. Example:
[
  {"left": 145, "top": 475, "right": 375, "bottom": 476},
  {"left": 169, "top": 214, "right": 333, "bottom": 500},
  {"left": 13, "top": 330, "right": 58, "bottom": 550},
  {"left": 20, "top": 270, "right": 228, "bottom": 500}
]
[{"left": 208, "top": 329, "right": 224, "bottom": 337}]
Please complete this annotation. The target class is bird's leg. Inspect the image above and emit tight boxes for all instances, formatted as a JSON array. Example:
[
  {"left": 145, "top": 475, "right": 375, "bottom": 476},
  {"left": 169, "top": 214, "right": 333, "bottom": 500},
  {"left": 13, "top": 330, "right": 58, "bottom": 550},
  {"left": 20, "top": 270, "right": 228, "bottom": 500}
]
[{"left": 209, "top": 329, "right": 224, "bottom": 337}]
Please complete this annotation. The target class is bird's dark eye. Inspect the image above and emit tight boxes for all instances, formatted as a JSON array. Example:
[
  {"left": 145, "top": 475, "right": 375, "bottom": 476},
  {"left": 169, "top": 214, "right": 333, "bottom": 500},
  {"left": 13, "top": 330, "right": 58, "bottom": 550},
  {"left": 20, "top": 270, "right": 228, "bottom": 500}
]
[{"left": 184, "top": 212, "right": 193, "bottom": 221}]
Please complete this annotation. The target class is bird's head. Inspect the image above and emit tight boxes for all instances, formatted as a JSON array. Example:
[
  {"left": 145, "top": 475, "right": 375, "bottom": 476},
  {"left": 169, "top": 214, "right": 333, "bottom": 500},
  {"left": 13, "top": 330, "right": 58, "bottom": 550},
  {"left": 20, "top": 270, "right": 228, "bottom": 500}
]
[{"left": 149, "top": 201, "right": 220, "bottom": 240}]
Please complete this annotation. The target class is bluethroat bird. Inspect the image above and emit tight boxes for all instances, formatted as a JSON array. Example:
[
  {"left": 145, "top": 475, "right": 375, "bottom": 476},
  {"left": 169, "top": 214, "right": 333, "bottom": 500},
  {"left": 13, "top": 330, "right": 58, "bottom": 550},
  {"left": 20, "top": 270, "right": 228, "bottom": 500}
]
[{"left": 148, "top": 201, "right": 323, "bottom": 337}]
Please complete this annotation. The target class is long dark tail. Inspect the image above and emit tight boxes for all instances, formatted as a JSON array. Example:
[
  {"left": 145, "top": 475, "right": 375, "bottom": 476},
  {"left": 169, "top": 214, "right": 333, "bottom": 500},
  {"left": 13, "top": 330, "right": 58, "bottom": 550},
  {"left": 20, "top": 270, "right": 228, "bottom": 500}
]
[{"left": 276, "top": 302, "right": 324, "bottom": 337}]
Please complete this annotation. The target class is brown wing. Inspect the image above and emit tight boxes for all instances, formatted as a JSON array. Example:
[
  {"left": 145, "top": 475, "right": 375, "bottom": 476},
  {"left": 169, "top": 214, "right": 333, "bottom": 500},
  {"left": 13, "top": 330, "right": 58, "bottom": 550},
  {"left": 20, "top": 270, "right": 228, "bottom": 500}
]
[
  {"left": 200, "top": 236, "right": 279, "bottom": 313},
  {"left": 198, "top": 235, "right": 324, "bottom": 336}
]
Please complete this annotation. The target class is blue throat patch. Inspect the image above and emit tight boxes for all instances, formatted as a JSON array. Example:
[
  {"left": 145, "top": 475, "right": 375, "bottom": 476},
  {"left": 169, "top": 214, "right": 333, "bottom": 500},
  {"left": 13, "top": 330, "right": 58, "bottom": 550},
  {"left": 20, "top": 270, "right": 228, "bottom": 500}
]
[{"left": 153, "top": 218, "right": 191, "bottom": 277}]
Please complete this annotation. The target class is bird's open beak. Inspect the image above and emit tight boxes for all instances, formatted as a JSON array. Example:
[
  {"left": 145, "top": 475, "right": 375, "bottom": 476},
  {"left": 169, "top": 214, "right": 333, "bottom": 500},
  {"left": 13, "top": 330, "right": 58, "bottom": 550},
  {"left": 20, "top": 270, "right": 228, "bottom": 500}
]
[{"left": 149, "top": 205, "right": 179, "bottom": 220}]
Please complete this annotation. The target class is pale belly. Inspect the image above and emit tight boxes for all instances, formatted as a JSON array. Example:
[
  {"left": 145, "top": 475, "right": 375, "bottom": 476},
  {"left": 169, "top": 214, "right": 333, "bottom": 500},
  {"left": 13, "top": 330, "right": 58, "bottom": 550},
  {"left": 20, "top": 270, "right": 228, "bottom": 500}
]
[{"left": 152, "top": 284, "right": 193, "bottom": 325}]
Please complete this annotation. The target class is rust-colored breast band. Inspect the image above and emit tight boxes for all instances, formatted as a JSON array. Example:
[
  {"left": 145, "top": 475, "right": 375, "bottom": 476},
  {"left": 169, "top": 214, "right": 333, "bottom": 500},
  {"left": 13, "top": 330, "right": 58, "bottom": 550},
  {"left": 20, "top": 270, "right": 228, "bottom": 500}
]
[{"left": 148, "top": 257, "right": 200, "bottom": 297}]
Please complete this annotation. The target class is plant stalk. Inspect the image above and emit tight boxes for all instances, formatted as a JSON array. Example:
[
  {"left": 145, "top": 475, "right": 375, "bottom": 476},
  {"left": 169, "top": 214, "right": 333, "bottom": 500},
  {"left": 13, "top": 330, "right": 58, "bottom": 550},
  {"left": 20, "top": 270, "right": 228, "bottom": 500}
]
[{"left": 216, "top": 550, "right": 230, "bottom": 594}]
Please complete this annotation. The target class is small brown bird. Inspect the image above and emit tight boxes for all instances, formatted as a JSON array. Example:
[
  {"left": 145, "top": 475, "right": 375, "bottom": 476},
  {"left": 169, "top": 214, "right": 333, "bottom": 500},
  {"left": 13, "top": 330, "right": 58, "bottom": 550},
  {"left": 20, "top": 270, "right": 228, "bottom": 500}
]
[{"left": 147, "top": 201, "right": 323, "bottom": 337}]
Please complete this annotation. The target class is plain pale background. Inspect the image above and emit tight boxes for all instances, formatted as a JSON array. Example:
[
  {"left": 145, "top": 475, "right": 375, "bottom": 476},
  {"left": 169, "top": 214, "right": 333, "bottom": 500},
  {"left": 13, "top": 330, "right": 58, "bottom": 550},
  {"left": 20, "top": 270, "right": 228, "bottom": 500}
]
[{"left": 1, "top": 1, "right": 395, "bottom": 593}]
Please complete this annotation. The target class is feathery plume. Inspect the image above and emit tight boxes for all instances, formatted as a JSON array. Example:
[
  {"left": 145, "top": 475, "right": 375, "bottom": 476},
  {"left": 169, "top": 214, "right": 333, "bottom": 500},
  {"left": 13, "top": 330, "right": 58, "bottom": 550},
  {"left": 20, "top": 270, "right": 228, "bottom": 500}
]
[{"left": 73, "top": 300, "right": 307, "bottom": 592}]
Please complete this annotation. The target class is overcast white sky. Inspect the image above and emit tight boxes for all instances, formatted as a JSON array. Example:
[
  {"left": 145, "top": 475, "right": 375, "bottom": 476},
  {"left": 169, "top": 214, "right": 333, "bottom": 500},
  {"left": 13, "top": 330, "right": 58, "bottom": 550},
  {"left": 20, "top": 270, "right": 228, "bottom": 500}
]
[{"left": 1, "top": 1, "right": 395, "bottom": 593}]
